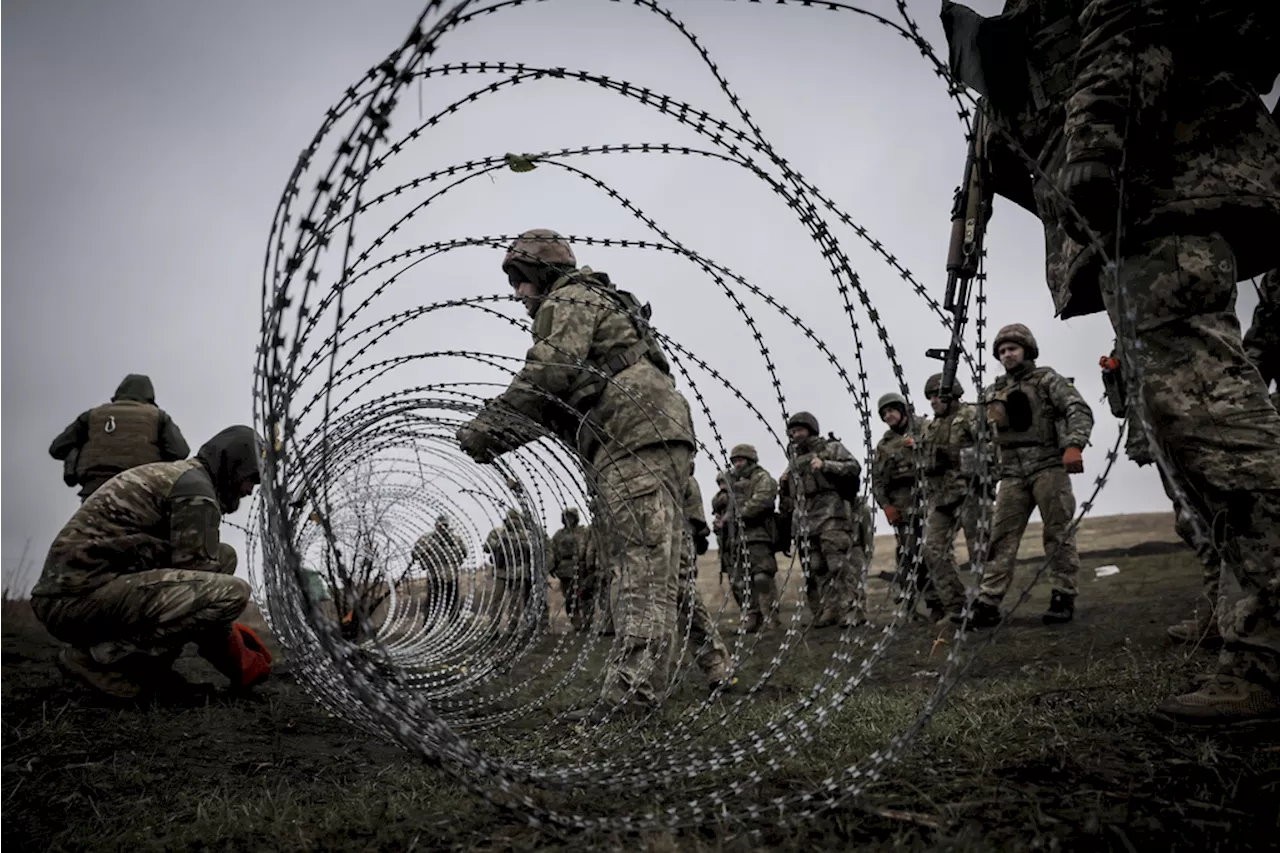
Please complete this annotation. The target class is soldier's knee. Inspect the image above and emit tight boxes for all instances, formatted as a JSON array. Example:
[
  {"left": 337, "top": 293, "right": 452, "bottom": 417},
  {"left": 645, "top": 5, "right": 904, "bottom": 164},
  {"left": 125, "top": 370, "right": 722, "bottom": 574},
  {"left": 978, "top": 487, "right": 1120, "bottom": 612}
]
[
  {"left": 217, "top": 543, "right": 238, "bottom": 575},
  {"left": 206, "top": 575, "right": 252, "bottom": 621},
  {"left": 750, "top": 573, "right": 774, "bottom": 596}
]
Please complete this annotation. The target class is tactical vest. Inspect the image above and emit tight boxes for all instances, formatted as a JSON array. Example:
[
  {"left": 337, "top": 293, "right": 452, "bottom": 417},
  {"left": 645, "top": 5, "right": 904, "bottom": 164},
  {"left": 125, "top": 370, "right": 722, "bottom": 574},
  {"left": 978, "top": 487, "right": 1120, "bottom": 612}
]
[
  {"left": 75, "top": 401, "right": 163, "bottom": 479},
  {"left": 993, "top": 372, "right": 1061, "bottom": 450},
  {"left": 877, "top": 427, "right": 918, "bottom": 486},
  {"left": 791, "top": 437, "right": 859, "bottom": 501}
]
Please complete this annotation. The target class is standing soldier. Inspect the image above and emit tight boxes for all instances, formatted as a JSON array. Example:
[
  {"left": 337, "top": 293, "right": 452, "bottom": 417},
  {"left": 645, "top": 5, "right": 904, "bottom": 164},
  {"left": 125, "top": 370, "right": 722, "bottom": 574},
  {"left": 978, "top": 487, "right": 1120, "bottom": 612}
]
[
  {"left": 724, "top": 444, "right": 780, "bottom": 633},
  {"left": 549, "top": 508, "right": 591, "bottom": 631},
  {"left": 31, "top": 425, "right": 270, "bottom": 700},
  {"left": 711, "top": 470, "right": 733, "bottom": 590},
  {"left": 456, "top": 229, "right": 695, "bottom": 720},
  {"left": 872, "top": 392, "right": 933, "bottom": 616},
  {"left": 779, "top": 412, "right": 867, "bottom": 628},
  {"left": 48, "top": 374, "right": 190, "bottom": 501},
  {"left": 483, "top": 509, "right": 540, "bottom": 634},
  {"left": 920, "top": 373, "right": 986, "bottom": 624},
  {"left": 678, "top": 463, "right": 733, "bottom": 691},
  {"left": 978, "top": 324, "right": 1094, "bottom": 627},
  {"left": 410, "top": 515, "right": 468, "bottom": 625}
]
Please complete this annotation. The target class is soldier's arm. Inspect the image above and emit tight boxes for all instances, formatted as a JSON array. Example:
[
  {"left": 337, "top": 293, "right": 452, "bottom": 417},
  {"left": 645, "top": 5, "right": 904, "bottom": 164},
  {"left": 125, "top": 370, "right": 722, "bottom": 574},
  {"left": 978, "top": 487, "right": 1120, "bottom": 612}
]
[
  {"left": 168, "top": 469, "right": 224, "bottom": 572},
  {"left": 157, "top": 411, "right": 191, "bottom": 461},
  {"left": 739, "top": 471, "right": 778, "bottom": 521},
  {"left": 49, "top": 412, "right": 90, "bottom": 460},
  {"left": 819, "top": 441, "right": 861, "bottom": 483},
  {"left": 871, "top": 447, "right": 890, "bottom": 507},
  {"left": 1046, "top": 371, "right": 1095, "bottom": 448},
  {"left": 1065, "top": 0, "right": 1175, "bottom": 171}
]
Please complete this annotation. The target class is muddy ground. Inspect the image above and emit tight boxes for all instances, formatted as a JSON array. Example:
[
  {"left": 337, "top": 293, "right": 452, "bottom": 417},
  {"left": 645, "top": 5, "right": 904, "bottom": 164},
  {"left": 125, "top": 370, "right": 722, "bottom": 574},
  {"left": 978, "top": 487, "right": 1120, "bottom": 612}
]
[{"left": 4, "top": 514, "right": 1278, "bottom": 852}]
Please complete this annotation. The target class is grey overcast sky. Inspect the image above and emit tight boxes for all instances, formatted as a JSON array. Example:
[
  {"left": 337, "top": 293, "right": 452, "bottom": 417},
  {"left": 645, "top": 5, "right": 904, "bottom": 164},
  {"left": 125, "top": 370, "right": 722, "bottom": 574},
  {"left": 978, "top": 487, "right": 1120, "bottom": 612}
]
[{"left": 3, "top": 1, "right": 1271, "bottom": 593}]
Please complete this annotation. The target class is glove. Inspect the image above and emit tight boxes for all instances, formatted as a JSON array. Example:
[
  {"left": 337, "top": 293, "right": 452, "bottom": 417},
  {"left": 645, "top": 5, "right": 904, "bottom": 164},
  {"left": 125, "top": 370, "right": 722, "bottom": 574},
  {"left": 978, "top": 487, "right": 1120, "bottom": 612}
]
[
  {"left": 457, "top": 423, "right": 497, "bottom": 463},
  {"left": 203, "top": 622, "right": 273, "bottom": 690},
  {"left": 883, "top": 505, "right": 902, "bottom": 526},
  {"left": 1058, "top": 159, "right": 1118, "bottom": 245},
  {"left": 1063, "top": 447, "right": 1084, "bottom": 474},
  {"left": 693, "top": 533, "right": 709, "bottom": 556}
]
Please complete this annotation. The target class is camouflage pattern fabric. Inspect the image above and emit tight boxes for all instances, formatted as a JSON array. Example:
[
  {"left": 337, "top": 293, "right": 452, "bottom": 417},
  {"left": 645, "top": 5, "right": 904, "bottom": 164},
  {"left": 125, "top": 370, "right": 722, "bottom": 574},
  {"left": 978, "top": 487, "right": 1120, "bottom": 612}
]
[
  {"left": 922, "top": 500, "right": 978, "bottom": 614},
  {"left": 921, "top": 400, "right": 987, "bottom": 613},
  {"left": 725, "top": 460, "right": 780, "bottom": 630},
  {"left": 582, "top": 527, "right": 615, "bottom": 635},
  {"left": 983, "top": 363, "right": 1093, "bottom": 479},
  {"left": 980, "top": 466, "right": 1081, "bottom": 607},
  {"left": 872, "top": 417, "right": 927, "bottom": 514},
  {"left": 412, "top": 524, "right": 468, "bottom": 621},
  {"left": 678, "top": 475, "right": 729, "bottom": 683},
  {"left": 725, "top": 461, "right": 777, "bottom": 545}
]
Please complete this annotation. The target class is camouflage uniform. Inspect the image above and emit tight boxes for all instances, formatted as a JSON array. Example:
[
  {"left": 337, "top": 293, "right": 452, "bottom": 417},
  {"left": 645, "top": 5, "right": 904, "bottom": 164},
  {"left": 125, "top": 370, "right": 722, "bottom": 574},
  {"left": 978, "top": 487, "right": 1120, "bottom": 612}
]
[
  {"left": 725, "top": 444, "right": 780, "bottom": 632},
  {"left": 48, "top": 374, "right": 190, "bottom": 501},
  {"left": 959, "top": 1, "right": 1280, "bottom": 717},
  {"left": 981, "top": 325, "right": 1093, "bottom": 621},
  {"left": 711, "top": 472, "right": 733, "bottom": 585},
  {"left": 920, "top": 374, "right": 986, "bottom": 619},
  {"left": 458, "top": 229, "right": 696, "bottom": 710},
  {"left": 678, "top": 473, "right": 730, "bottom": 685},
  {"left": 484, "top": 509, "right": 545, "bottom": 633},
  {"left": 411, "top": 517, "right": 468, "bottom": 623},
  {"left": 1243, "top": 267, "right": 1279, "bottom": 406},
  {"left": 780, "top": 412, "right": 867, "bottom": 628},
  {"left": 549, "top": 508, "right": 591, "bottom": 631},
  {"left": 872, "top": 394, "right": 932, "bottom": 612},
  {"left": 31, "top": 426, "right": 263, "bottom": 698}
]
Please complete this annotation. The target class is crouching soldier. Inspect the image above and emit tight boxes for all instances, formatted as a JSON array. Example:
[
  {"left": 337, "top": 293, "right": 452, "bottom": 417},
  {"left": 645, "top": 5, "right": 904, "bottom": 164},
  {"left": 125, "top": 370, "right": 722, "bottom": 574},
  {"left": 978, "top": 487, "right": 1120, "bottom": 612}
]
[{"left": 31, "top": 425, "right": 271, "bottom": 701}]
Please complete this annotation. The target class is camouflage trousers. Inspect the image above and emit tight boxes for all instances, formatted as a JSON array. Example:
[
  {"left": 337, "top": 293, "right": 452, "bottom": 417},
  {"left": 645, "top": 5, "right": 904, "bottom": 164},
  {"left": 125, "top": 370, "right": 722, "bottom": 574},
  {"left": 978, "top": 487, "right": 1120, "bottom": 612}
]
[
  {"left": 923, "top": 497, "right": 982, "bottom": 613},
  {"left": 891, "top": 508, "right": 935, "bottom": 610},
  {"left": 596, "top": 443, "right": 690, "bottom": 707},
  {"left": 491, "top": 574, "right": 548, "bottom": 633},
  {"left": 799, "top": 525, "right": 866, "bottom": 623},
  {"left": 558, "top": 574, "right": 606, "bottom": 633},
  {"left": 1108, "top": 232, "right": 1280, "bottom": 686},
  {"left": 676, "top": 531, "right": 729, "bottom": 683},
  {"left": 31, "top": 544, "right": 248, "bottom": 667},
  {"left": 981, "top": 466, "right": 1080, "bottom": 606},
  {"left": 730, "top": 539, "right": 778, "bottom": 628}
]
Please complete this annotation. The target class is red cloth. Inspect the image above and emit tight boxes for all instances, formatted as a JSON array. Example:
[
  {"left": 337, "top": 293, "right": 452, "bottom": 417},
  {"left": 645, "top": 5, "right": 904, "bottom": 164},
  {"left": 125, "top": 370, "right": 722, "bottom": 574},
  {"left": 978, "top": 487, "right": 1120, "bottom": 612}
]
[{"left": 226, "top": 623, "right": 272, "bottom": 688}]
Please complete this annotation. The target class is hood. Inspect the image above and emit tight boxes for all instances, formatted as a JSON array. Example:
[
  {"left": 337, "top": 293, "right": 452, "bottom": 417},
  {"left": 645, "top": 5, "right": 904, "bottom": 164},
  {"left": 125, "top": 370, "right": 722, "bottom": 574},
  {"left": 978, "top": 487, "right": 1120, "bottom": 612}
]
[
  {"left": 197, "top": 425, "right": 264, "bottom": 514},
  {"left": 112, "top": 374, "right": 156, "bottom": 404}
]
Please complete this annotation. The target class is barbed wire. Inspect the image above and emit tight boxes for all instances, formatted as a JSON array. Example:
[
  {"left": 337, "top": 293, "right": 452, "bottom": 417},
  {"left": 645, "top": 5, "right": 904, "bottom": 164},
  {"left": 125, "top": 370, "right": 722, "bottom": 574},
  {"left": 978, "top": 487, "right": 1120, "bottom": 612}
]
[{"left": 243, "top": 0, "right": 1149, "bottom": 832}]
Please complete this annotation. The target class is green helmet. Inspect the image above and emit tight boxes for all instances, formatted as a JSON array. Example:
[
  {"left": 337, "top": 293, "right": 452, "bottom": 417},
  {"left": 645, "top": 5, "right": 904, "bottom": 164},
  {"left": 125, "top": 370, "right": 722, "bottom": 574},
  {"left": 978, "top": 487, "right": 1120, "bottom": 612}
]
[
  {"left": 786, "top": 411, "right": 820, "bottom": 435},
  {"left": 924, "top": 373, "right": 963, "bottom": 399},
  {"left": 876, "top": 393, "right": 907, "bottom": 417},
  {"left": 562, "top": 507, "right": 579, "bottom": 523},
  {"left": 729, "top": 443, "right": 758, "bottom": 463},
  {"left": 992, "top": 323, "right": 1039, "bottom": 360},
  {"left": 501, "top": 228, "right": 576, "bottom": 286}
]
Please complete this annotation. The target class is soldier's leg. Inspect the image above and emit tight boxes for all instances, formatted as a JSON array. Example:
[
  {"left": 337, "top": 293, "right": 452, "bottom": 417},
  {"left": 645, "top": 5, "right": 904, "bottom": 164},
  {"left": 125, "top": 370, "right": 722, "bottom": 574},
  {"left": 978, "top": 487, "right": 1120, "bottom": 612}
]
[
  {"left": 748, "top": 542, "right": 779, "bottom": 631},
  {"left": 801, "top": 534, "right": 829, "bottom": 619},
  {"left": 814, "top": 528, "right": 854, "bottom": 626},
  {"left": 677, "top": 557, "right": 730, "bottom": 684},
  {"left": 923, "top": 502, "right": 966, "bottom": 617},
  {"left": 598, "top": 445, "right": 688, "bottom": 708},
  {"left": 838, "top": 539, "right": 869, "bottom": 627},
  {"left": 1164, "top": 468, "right": 1224, "bottom": 643},
  {"left": 1108, "top": 233, "right": 1280, "bottom": 719},
  {"left": 978, "top": 477, "right": 1035, "bottom": 609},
  {"left": 1031, "top": 466, "right": 1081, "bottom": 623}
]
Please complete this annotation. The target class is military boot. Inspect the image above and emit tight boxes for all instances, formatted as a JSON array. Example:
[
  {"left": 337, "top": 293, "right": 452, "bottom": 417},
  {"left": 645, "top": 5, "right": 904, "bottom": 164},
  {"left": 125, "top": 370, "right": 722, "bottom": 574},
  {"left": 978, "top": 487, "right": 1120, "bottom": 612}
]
[
  {"left": 1042, "top": 591, "right": 1075, "bottom": 625},
  {"left": 56, "top": 647, "right": 145, "bottom": 700},
  {"left": 951, "top": 599, "right": 1001, "bottom": 629},
  {"left": 742, "top": 610, "right": 763, "bottom": 634},
  {"left": 1154, "top": 675, "right": 1280, "bottom": 726},
  {"left": 1166, "top": 611, "right": 1221, "bottom": 646}
]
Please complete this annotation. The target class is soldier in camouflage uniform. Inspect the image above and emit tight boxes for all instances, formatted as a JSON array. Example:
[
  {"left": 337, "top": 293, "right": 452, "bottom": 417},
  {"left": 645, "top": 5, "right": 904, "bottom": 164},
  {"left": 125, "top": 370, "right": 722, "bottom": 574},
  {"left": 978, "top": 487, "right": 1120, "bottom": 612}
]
[
  {"left": 872, "top": 392, "right": 933, "bottom": 616},
  {"left": 711, "top": 470, "right": 733, "bottom": 586},
  {"left": 31, "top": 425, "right": 270, "bottom": 700},
  {"left": 920, "top": 374, "right": 986, "bottom": 624},
  {"left": 724, "top": 444, "right": 780, "bottom": 633},
  {"left": 410, "top": 515, "right": 468, "bottom": 624},
  {"left": 483, "top": 508, "right": 545, "bottom": 634},
  {"left": 976, "top": 325, "right": 1093, "bottom": 627},
  {"left": 947, "top": 1, "right": 1280, "bottom": 721},
  {"left": 457, "top": 229, "right": 695, "bottom": 718},
  {"left": 780, "top": 412, "right": 868, "bottom": 628},
  {"left": 549, "top": 507, "right": 591, "bottom": 631},
  {"left": 678, "top": 464, "right": 733, "bottom": 690},
  {"left": 48, "top": 374, "right": 190, "bottom": 501}
]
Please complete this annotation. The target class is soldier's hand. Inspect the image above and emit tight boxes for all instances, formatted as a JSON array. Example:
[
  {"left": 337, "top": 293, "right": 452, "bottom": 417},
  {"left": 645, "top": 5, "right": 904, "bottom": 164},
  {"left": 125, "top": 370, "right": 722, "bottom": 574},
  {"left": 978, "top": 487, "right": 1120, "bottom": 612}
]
[
  {"left": 810, "top": 457, "right": 823, "bottom": 471},
  {"left": 1062, "top": 447, "right": 1085, "bottom": 474},
  {"left": 693, "top": 533, "right": 709, "bottom": 556},
  {"left": 457, "top": 423, "right": 496, "bottom": 463},
  {"left": 1059, "top": 159, "right": 1118, "bottom": 244}
]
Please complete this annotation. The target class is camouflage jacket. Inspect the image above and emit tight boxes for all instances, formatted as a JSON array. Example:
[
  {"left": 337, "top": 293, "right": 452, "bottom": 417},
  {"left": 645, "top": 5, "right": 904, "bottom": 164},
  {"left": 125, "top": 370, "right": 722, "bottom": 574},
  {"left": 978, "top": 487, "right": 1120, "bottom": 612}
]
[
  {"left": 33, "top": 459, "right": 225, "bottom": 599},
  {"left": 981, "top": 0, "right": 1280, "bottom": 320},
  {"left": 412, "top": 526, "right": 468, "bottom": 575},
  {"left": 725, "top": 462, "right": 777, "bottom": 544},
  {"left": 872, "top": 417, "right": 927, "bottom": 510},
  {"left": 1244, "top": 267, "right": 1279, "bottom": 390},
  {"left": 921, "top": 402, "right": 984, "bottom": 506},
  {"left": 682, "top": 476, "right": 710, "bottom": 540},
  {"left": 779, "top": 434, "right": 862, "bottom": 533},
  {"left": 468, "top": 266, "right": 696, "bottom": 468},
  {"left": 852, "top": 499, "right": 875, "bottom": 560},
  {"left": 984, "top": 361, "right": 1093, "bottom": 478},
  {"left": 548, "top": 523, "right": 589, "bottom": 581},
  {"left": 484, "top": 518, "right": 536, "bottom": 581}
]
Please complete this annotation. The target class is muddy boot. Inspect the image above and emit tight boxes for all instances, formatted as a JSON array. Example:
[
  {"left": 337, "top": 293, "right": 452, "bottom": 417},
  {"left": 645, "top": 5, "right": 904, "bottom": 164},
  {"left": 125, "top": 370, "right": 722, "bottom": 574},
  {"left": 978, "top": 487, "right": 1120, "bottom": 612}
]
[
  {"left": 742, "top": 611, "right": 763, "bottom": 634},
  {"left": 1042, "top": 591, "right": 1075, "bottom": 625},
  {"left": 951, "top": 600, "right": 1001, "bottom": 629},
  {"left": 1154, "top": 674, "right": 1280, "bottom": 726},
  {"left": 1166, "top": 611, "right": 1221, "bottom": 646},
  {"left": 56, "top": 647, "right": 145, "bottom": 700}
]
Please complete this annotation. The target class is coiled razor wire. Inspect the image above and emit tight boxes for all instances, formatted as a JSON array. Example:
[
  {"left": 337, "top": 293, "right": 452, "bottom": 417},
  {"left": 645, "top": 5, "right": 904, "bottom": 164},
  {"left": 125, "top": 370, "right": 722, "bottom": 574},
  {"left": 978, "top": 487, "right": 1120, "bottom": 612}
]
[{"left": 241, "top": 0, "right": 1155, "bottom": 831}]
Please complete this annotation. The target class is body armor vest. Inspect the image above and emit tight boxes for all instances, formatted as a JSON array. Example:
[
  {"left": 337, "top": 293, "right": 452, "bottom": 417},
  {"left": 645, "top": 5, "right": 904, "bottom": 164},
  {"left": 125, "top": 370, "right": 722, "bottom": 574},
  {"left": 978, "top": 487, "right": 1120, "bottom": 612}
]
[
  {"left": 993, "top": 373, "right": 1060, "bottom": 450},
  {"left": 75, "top": 401, "right": 162, "bottom": 479}
]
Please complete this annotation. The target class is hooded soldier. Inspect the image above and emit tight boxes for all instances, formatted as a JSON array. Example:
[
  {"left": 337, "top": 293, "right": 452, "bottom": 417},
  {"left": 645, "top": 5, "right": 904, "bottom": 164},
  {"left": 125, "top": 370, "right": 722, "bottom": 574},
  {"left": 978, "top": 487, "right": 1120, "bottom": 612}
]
[
  {"left": 31, "top": 425, "right": 270, "bottom": 701},
  {"left": 872, "top": 392, "right": 933, "bottom": 615},
  {"left": 48, "top": 374, "right": 190, "bottom": 501}
]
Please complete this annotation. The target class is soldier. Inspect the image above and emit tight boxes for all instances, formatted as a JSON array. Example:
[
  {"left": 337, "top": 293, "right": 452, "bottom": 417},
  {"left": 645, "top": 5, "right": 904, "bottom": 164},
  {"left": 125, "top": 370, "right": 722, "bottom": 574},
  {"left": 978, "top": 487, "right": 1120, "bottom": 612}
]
[
  {"left": 779, "top": 412, "right": 868, "bottom": 628},
  {"left": 919, "top": 374, "right": 986, "bottom": 624},
  {"left": 975, "top": 324, "right": 1093, "bottom": 627},
  {"left": 483, "top": 508, "right": 543, "bottom": 634},
  {"left": 724, "top": 444, "right": 780, "bottom": 633},
  {"left": 30, "top": 425, "right": 270, "bottom": 701},
  {"left": 48, "top": 374, "right": 190, "bottom": 501},
  {"left": 711, "top": 470, "right": 733, "bottom": 588},
  {"left": 410, "top": 515, "right": 468, "bottom": 625},
  {"left": 456, "top": 229, "right": 695, "bottom": 719},
  {"left": 549, "top": 507, "right": 591, "bottom": 631},
  {"left": 872, "top": 392, "right": 933, "bottom": 616},
  {"left": 678, "top": 463, "right": 733, "bottom": 691},
  {"left": 946, "top": 1, "right": 1280, "bottom": 721}
]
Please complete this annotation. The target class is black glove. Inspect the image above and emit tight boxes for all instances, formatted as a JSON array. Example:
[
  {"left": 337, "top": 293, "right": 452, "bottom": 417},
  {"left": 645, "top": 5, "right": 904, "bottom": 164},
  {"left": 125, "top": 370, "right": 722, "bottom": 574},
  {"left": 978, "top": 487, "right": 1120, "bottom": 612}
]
[
  {"left": 1058, "top": 159, "right": 1119, "bottom": 246},
  {"left": 693, "top": 533, "right": 709, "bottom": 556}
]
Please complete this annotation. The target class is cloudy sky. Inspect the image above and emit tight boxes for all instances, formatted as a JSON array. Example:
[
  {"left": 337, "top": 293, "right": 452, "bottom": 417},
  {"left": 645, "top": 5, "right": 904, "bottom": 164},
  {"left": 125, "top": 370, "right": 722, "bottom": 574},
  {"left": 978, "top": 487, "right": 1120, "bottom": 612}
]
[{"left": 3, "top": 0, "right": 1271, "bottom": 593}]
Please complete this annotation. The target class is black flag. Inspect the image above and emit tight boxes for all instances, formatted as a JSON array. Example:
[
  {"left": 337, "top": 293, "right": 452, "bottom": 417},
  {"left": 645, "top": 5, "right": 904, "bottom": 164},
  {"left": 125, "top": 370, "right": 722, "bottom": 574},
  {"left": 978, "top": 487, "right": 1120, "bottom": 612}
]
[{"left": 939, "top": 1, "right": 1029, "bottom": 118}]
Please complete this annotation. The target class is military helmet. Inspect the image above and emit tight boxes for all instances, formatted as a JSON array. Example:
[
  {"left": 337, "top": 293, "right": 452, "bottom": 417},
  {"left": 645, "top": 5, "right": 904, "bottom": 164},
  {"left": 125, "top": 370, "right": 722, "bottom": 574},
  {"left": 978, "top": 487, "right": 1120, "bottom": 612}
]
[
  {"left": 786, "top": 411, "right": 820, "bottom": 435},
  {"left": 562, "top": 507, "right": 579, "bottom": 522},
  {"left": 729, "top": 443, "right": 758, "bottom": 463},
  {"left": 924, "top": 373, "right": 963, "bottom": 399},
  {"left": 506, "top": 508, "right": 523, "bottom": 524},
  {"left": 876, "top": 392, "right": 907, "bottom": 416},
  {"left": 993, "top": 323, "right": 1039, "bottom": 360},
  {"left": 501, "top": 229, "right": 576, "bottom": 278}
]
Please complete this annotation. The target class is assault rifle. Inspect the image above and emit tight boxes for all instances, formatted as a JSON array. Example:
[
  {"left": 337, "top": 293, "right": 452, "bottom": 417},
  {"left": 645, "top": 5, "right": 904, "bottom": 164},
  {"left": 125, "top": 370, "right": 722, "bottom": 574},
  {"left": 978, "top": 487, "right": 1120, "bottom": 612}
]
[{"left": 926, "top": 102, "right": 991, "bottom": 403}]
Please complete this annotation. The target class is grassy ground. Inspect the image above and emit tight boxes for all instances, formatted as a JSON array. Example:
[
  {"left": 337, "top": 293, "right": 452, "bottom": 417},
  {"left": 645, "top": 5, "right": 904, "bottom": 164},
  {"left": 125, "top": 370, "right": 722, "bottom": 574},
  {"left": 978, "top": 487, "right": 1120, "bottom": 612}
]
[{"left": 4, "top": 512, "right": 1277, "bottom": 852}]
